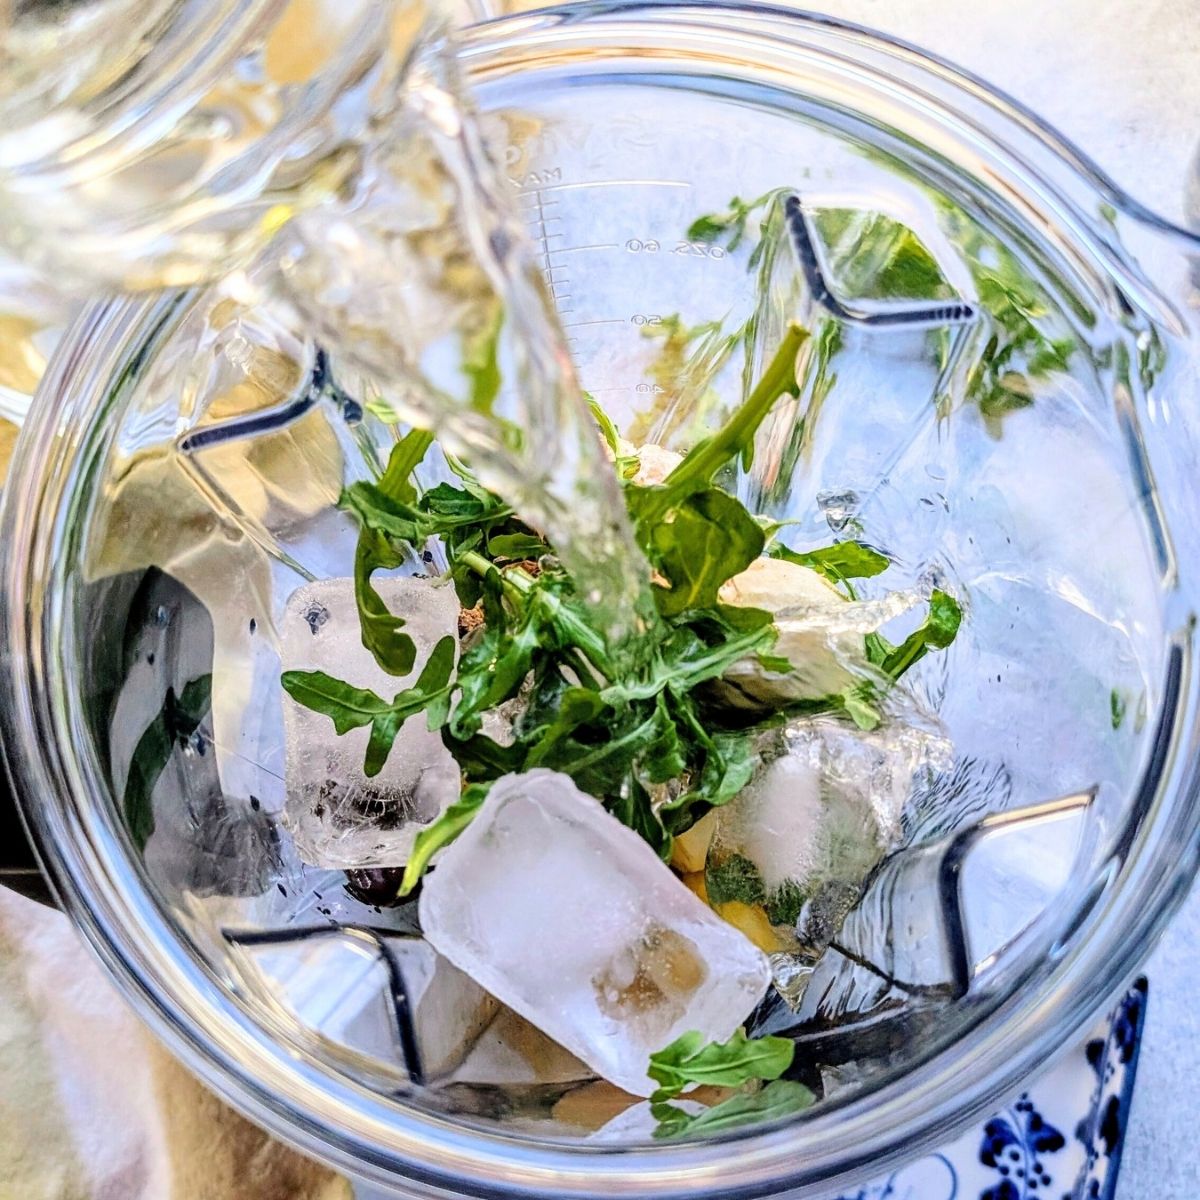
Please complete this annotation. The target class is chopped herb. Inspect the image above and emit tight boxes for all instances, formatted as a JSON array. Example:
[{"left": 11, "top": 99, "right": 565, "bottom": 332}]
[
  {"left": 1110, "top": 688, "right": 1127, "bottom": 730},
  {"left": 763, "top": 879, "right": 807, "bottom": 927},
  {"left": 705, "top": 853, "right": 766, "bottom": 908}
]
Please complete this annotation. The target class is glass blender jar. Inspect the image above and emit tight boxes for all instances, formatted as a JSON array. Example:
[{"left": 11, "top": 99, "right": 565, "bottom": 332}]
[{"left": 4, "top": 4, "right": 1200, "bottom": 1197}]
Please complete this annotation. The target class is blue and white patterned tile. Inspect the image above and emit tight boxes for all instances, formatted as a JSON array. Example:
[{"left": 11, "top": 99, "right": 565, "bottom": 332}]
[{"left": 832, "top": 978, "right": 1148, "bottom": 1200}]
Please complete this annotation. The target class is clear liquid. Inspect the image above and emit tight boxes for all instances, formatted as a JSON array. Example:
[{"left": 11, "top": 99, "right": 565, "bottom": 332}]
[{"left": 240, "top": 23, "right": 655, "bottom": 651}]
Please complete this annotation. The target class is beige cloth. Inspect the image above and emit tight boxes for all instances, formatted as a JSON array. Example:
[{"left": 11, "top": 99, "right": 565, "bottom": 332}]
[{"left": 0, "top": 887, "right": 352, "bottom": 1200}]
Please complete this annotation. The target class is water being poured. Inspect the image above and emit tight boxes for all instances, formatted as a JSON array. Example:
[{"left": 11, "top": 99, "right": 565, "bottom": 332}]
[
  {"left": 0, "top": 1, "right": 654, "bottom": 649},
  {"left": 261, "top": 23, "right": 656, "bottom": 650}
]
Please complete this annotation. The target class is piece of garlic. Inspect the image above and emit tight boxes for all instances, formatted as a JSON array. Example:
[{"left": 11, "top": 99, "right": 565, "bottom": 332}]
[{"left": 715, "top": 557, "right": 863, "bottom": 708}]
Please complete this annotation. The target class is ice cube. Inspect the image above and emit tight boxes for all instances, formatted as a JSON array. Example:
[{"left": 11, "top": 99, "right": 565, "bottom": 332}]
[
  {"left": 449, "top": 1006, "right": 593, "bottom": 1088},
  {"left": 419, "top": 770, "right": 772, "bottom": 1097},
  {"left": 236, "top": 930, "right": 496, "bottom": 1080},
  {"left": 281, "top": 576, "right": 461, "bottom": 869},
  {"left": 709, "top": 717, "right": 950, "bottom": 960}
]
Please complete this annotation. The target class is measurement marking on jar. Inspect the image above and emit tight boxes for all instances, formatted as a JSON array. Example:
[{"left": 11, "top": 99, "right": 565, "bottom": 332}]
[
  {"left": 534, "top": 179, "right": 691, "bottom": 192},
  {"left": 552, "top": 243, "right": 620, "bottom": 255},
  {"left": 517, "top": 176, "right": 695, "bottom": 323}
]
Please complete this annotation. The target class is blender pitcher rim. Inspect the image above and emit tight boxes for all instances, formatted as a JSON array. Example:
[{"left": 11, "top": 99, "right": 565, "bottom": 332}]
[
  {"left": 2, "top": 4, "right": 1199, "bottom": 1197},
  {"left": 464, "top": 0, "right": 1200, "bottom": 252}
]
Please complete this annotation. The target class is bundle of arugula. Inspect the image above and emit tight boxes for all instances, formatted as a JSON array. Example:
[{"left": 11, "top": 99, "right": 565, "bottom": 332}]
[
  {"left": 279, "top": 318, "right": 961, "bottom": 1136},
  {"left": 282, "top": 321, "right": 959, "bottom": 888}
]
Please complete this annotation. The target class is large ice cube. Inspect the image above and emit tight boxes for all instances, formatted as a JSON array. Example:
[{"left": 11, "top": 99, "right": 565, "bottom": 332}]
[
  {"left": 282, "top": 576, "right": 461, "bottom": 869},
  {"left": 420, "top": 770, "right": 772, "bottom": 1097}
]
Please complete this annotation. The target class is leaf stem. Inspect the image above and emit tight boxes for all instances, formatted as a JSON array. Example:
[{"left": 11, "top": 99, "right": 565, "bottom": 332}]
[
  {"left": 457, "top": 548, "right": 611, "bottom": 678},
  {"left": 657, "top": 322, "right": 809, "bottom": 502}
]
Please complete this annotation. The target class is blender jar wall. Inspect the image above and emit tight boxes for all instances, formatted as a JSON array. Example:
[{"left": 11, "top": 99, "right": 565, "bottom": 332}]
[{"left": 3, "top": 5, "right": 1200, "bottom": 1198}]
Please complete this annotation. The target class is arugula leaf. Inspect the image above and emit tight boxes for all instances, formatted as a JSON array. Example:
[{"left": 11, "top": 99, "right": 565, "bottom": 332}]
[
  {"left": 464, "top": 308, "right": 503, "bottom": 415},
  {"left": 837, "top": 684, "right": 883, "bottom": 731},
  {"left": 379, "top": 428, "right": 434, "bottom": 504},
  {"left": 872, "top": 589, "right": 963, "bottom": 682},
  {"left": 602, "top": 619, "right": 773, "bottom": 708},
  {"left": 351, "top": 430, "right": 433, "bottom": 675},
  {"left": 398, "top": 782, "right": 491, "bottom": 897},
  {"left": 449, "top": 570, "right": 543, "bottom": 739},
  {"left": 651, "top": 1080, "right": 816, "bottom": 1139},
  {"left": 686, "top": 191, "right": 778, "bottom": 253},
  {"left": 523, "top": 686, "right": 610, "bottom": 768},
  {"left": 439, "top": 729, "right": 527, "bottom": 781},
  {"left": 278, "top": 671, "right": 390, "bottom": 736},
  {"left": 282, "top": 634, "right": 457, "bottom": 777},
  {"left": 630, "top": 323, "right": 808, "bottom": 525},
  {"left": 1111, "top": 688, "right": 1127, "bottom": 731},
  {"left": 354, "top": 529, "right": 418, "bottom": 676},
  {"left": 488, "top": 531, "right": 547, "bottom": 561},
  {"left": 588, "top": 393, "right": 623, "bottom": 455},
  {"left": 648, "top": 1028, "right": 794, "bottom": 1097},
  {"left": 647, "top": 1028, "right": 809, "bottom": 1140},
  {"left": 124, "top": 674, "right": 212, "bottom": 852},
  {"left": 937, "top": 205, "right": 1078, "bottom": 437},
  {"left": 769, "top": 540, "right": 889, "bottom": 584},
  {"left": 536, "top": 700, "right": 673, "bottom": 802},
  {"left": 608, "top": 779, "right": 670, "bottom": 859},
  {"left": 646, "top": 487, "right": 764, "bottom": 617},
  {"left": 811, "top": 208, "right": 953, "bottom": 303}
]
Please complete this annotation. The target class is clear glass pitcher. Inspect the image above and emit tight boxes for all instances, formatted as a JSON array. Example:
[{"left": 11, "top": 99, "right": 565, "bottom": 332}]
[
  {"left": 0, "top": 0, "right": 486, "bottom": 426},
  {"left": 4, "top": 4, "right": 1200, "bottom": 1198}
]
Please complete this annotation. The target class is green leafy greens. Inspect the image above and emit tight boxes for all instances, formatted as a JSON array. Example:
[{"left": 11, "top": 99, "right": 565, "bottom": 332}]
[
  {"left": 124, "top": 674, "right": 212, "bottom": 852},
  {"left": 281, "top": 320, "right": 962, "bottom": 895},
  {"left": 647, "top": 1028, "right": 814, "bottom": 1138}
]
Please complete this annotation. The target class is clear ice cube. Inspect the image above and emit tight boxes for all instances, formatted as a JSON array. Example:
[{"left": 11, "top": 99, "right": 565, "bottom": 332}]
[
  {"left": 282, "top": 576, "right": 461, "bottom": 869},
  {"left": 449, "top": 1006, "right": 592, "bottom": 1088},
  {"left": 710, "top": 717, "right": 951, "bottom": 960},
  {"left": 236, "top": 930, "right": 496, "bottom": 1081},
  {"left": 419, "top": 770, "right": 772, "bottom": 1097}
]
